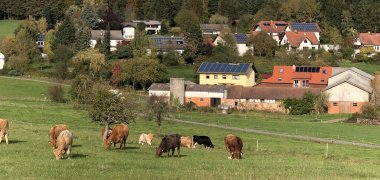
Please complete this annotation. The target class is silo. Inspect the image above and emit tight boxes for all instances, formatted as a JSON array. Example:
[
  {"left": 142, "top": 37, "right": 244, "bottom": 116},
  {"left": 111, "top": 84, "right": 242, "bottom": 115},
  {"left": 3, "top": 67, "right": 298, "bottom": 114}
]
[{"left": 170, "top": 78, "right": 185, "bottom": 105}]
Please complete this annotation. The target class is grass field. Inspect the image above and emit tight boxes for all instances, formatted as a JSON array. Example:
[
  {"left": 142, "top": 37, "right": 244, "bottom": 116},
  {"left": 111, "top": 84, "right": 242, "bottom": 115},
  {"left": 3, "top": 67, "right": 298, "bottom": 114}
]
[
  {"left": 2, "top": 77, "right": 380, "bottom": 179},
  {"left": 167, "top": 65, "right": 197, "bottom": 82},
  {"left": 0, "top": 20, "right": 20, "bottom": 42},
  {"left": 338, "top": 60, "right": 380, "bottom": 74}
]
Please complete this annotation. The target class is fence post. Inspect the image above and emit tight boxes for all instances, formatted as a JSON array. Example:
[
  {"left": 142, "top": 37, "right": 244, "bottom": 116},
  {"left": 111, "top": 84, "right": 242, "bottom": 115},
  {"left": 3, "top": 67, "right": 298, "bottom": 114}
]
[
  {"left": 256, "top": 140, "right": 259, "bottom": 152},
  {"left": 325, "top": 143, "right": 329, "bottom": 158}
]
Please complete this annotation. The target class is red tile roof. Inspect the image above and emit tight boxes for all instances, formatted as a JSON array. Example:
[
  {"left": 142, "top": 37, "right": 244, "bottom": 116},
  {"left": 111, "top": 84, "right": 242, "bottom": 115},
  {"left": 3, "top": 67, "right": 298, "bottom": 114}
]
[
  {"left": 260, "top": 73, "right": 272, "bottom": 79},
  {"left": 261, "top": 66, "right": 332, "bottom": 86},
  {"left": 358, "top": 33, "right": 380, "bottom": 46},
  {"left": 254, "top": 21, "right": 288, "bottom": 33},
  {"left": 285, "top": 32, "right": 319, "bottom": 47}
]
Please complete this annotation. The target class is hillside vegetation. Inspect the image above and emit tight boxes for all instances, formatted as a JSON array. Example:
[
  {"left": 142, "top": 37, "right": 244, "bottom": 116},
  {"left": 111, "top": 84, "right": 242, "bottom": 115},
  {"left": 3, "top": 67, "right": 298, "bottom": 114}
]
[{"left": 0, "top": 20, "right": 20, "bottom": 42}]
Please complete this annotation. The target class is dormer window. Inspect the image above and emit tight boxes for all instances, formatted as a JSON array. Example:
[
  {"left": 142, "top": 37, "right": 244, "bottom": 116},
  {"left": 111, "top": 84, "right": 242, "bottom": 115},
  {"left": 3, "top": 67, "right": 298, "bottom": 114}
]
[
  {"left": 279, "top": 68, "right": 284, "bottom": 73},
  {"left": 304, "top": 40, "right": 307, "bottom": 43},
  {"left": 322, "top": 69, "right": 327, "bottom": 74},
  {"left": 278, "top": 77, "right": 282, "bottom": 81}
]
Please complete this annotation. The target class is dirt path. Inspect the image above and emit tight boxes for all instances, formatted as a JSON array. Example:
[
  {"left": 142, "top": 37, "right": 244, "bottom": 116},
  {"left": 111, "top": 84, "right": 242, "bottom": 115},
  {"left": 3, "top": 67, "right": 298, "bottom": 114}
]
[
  {"left": 0, "top": 76, "right": 69, "bottom": 86},
  {"left": 168, "top": 118, "right": 380, "bottom": 149},
  {"left": 322, "top": 118, "right": 348, "bottom": 123}
]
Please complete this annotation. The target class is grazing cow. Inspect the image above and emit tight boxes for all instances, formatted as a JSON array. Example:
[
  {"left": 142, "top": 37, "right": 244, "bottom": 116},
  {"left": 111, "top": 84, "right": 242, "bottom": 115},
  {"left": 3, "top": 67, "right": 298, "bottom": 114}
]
[
  {"left": 104, "top": 123, "right": 129, "bottom": 149},
  {"left": 138, "top": 133, "right": 154, "bottom": 145},
  {"left": 49, "top": 124, "right": 68, "bottom": 148},
  {"left": 0, "top": 119, "right": 9, "bottom": 144},
  {"left": 180, "top": 136, "right": 193, "bottom": 148},
  {"left": 156, "top": 134, "right": 181, "bottom": 157},
  {"left": 193, "top": 135, "right": 214, "bottom": 148},
  {"left": 224, "top": 134, "right": 243, "bottom": 159},
  {"left": 53, "top": 130, "right": 73, "bottom": 160}
]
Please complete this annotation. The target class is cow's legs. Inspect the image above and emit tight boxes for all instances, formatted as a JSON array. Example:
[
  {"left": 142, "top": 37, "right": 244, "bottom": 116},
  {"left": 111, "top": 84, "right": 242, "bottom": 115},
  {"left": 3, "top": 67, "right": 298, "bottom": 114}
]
[
  {"left": 5, "top": 133, "right": 8, "bottom": 144},
  {"left": 0, "top": 136, "right": 2, "bottom": 144},
  {"left": 177, "top": 147, "right": 180, "bottom": 157},
  {"left": 66, "top": 145, "right": 72, "bottom": 159},
  {"left": 225, "top": 144, "right": 232, "bottom": 159}
]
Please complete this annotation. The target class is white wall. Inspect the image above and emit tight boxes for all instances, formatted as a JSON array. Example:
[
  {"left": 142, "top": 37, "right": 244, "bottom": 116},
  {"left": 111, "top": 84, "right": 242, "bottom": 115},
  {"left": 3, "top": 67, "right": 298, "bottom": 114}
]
[
  {"left": 297, "top": 38, "right": 319, "bottom": 50},
  {"left": 149, "top": 90, "right": 170, "bottom": 97},
  {"left": 185, "top": 91, "right": 224, "bottom": 98},
  {"left": 90, "top": 39, "right": 122, "bottom": 51},
  {"left": 0, "top": 58, "right": 4, "bottom": 69},
  {"left": 236, "top": 44, "right": 252, "bottom": 56},
  {"left": 325, "top": 82, "right": 370, "bottom": 102},
  {"left": 123, "top": 27, "right": 135, "bottom": 40}
]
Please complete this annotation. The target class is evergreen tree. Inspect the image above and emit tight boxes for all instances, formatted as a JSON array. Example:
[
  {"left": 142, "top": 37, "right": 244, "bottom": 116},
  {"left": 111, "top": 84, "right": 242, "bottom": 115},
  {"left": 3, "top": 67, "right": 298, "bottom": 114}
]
[
  {"left": 75, "top": 26, "right": 91, "bottom": 52},
  {"left": 80, "top": 2, "right": 97, "bottom": 29},
  {"left": 101, "top": 23, "right": 111, "bottom": 59},
  {"left": 53, "top": 18, "right": 76, "bottom": 49}
]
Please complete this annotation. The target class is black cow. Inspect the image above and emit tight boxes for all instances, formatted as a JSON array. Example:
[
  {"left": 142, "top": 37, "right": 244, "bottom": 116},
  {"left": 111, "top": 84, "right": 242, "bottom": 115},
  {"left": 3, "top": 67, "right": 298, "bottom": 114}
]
[
  {"left": 193, "top": 135, "right": 214, "bottom": 148},
  {"left": 156, "top": 134, "right": 181, "bottom": 157}
]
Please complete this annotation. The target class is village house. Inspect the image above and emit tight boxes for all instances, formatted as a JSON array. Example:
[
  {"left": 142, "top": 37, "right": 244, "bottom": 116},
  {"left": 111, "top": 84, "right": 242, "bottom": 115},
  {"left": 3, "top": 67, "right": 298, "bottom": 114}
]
[
  {"left": 353, "top": 32, "right": 380, "bottom": 55},
  {"left": 148, "top": 36, "right": 185, "bottom": 54},
  {"left": 324, "top": 67, "right": 374, "bottom": 114},
  {"left": 90, "top": 30, "right": 124, "bottom": 51},
  {"left": 280, "top": 32, "right": 320, "bottom": 50},
  {"left": 197, "top": 62, "right": 256, "bottom": 87},
  {"left": 132, "top": 20, "right": 161, "bottom": 35},
  {"left": 0, "top": 53, "right": 4, "bottom": 69},
  {"left": 253, "top": 21, "right": 288, "bottom": 45},
  {"left": 258, "top": 65, "right": 332, "bottom": 88},
  {"left": 36, "top": 34, "right": 45, "bottom": 49},
  {"left": 200, "top": 24, "right": 229, "bottom": 35},
  {"left": 121, "top": 22, "right": 137, "bottom": 40},
  {"left": 212, "top": 34, "right": 252, "bottom": 56}
]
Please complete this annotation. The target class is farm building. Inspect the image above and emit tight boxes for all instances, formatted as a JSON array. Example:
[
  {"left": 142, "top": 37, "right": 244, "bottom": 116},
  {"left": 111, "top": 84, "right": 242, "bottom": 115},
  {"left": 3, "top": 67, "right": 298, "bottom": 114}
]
[
  {"left": 258, "top": 65, "right": 332, "bottom": 88},
  {"left": 197, "top": 62, "right": 256, "bottom": 87},
  {"left": 90, "top": 30, "right": 124, "bottom": 51},
  {"left": 324, "top": 67, "right": 374, "bottom": 114}
]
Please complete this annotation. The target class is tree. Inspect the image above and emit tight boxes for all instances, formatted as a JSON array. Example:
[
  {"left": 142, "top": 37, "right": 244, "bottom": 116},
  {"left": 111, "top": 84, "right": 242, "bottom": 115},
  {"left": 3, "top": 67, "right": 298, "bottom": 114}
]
[
  {"left": 75, "top": 25, "right": 91, "bottom": 52},
  {"left": 249, "top": 32, "right": 277, "bottom": 57},
  {"left": 36, "top": 17, "right": 48, "bottom": 34},
  {"left": 158, "top": 50, "right": 181, "bottom": 66},
  {"left": 52, "top": 45, "right": 74, "bottom": 79},
  {"left": 209, "top": 44, "right": 241, "bottom": 63},
  {"left": 80, "top": 2, "right": 97, "bottom": 28},
  {"left": 89, "top": 84, "right": 137, "bottom": 140},
  {"left": 279, "top": 0, "right": 320, "bottom": 22},
  {"left": 101, "top": 23, "right": 111, "bottom": 59},
  {"left": 70, "top": 49, "right": 108, "bottom": 79},
  {"left": 147, "top": 94, "right": 170, "bottom": 135},
  {"left": 283, "top": 92, "right": 315, "bottom": 115},
  {"left": 53, "top": 18, "right": 76, "bottom": 49},
  {"left": 116, "top": 45, "right": 134, "bottom": 59},
  {"left": 209, "top": 14, "right": 229, "bottom": 24}
]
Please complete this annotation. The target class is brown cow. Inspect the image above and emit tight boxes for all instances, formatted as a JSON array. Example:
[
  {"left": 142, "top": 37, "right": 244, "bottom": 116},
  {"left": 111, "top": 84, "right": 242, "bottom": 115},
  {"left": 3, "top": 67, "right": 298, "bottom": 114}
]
[
  {"left": 156, "top": 134, "right": 181, "bottom": 157},
  {"left": 0, "top": 119, "right": 9, "bottom": 144},
  {"left": 180, "top": 136, "right": 193, "bottom": 148},
  {"left": 104, "top": 123, "right": 129, "bottom": 149},
  {"left": 49, "top": 124, "right": 68, "bottom": 148},
  {"left": 224, "top": 134, "right": 243, "bottom": 159},
  {"left": 101, "top": 127, "right": 112, "bottom": 139},
  {"left": 53, "top": 130, "right": 73, "bottom": 160}
]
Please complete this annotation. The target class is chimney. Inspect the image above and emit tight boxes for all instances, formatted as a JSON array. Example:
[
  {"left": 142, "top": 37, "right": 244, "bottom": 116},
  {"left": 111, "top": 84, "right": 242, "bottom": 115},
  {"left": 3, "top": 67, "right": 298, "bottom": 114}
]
[{"left": 292, "top": 65, "right": 296, "bottom": 71}]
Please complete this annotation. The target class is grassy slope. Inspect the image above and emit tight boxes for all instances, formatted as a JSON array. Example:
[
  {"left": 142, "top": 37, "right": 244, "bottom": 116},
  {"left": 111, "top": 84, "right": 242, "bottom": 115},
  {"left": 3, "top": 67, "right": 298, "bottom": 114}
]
[
  {"left": 1, "top": 77, "right": 380, "bottom": 179},
  {"left": 338, "top": 60, "right": 380, "bottom": 74},
  {"left": 0, "top": 20, "right": 20, "bottom": 42},
  {"left": 167, "top": 65, "right": 197, "bottom": 82}
]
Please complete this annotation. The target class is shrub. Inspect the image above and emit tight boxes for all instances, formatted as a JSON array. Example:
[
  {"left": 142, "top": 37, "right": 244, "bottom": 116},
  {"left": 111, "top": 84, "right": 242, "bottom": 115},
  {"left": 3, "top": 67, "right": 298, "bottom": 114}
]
[
  {"left": 283, "top": 92, "right": 315, "bottom": 115},
  {"left": 70, "top": 75, "right": 94, "bottom": 104},
  {"left": 361, "top": 104, "right": 380, "bottom": 119},
  {"left": 48, "top": 84, "right": 65, "bottom": 103}
]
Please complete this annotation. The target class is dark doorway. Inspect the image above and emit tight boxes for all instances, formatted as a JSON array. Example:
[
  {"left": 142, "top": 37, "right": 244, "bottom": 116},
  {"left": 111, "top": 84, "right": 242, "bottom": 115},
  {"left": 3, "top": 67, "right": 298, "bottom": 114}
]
[{"left": 211, "top": 98, "right": 221, "bottom": 107}]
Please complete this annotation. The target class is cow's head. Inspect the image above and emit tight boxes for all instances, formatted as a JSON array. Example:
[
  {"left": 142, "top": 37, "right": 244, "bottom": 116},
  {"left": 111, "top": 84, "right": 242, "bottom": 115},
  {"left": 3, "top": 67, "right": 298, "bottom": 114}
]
[
  {"left": 53, "top": 149, "right": 65, "bottom": 160},
  {"left": 103, "top": 140, "right": 112, "bottom": 149},
  {"left": 155, "top": 147, "right": 164, "bottom": 157},
  {"left": 232, "top": 150, "right": 242, "bottom": 159}
]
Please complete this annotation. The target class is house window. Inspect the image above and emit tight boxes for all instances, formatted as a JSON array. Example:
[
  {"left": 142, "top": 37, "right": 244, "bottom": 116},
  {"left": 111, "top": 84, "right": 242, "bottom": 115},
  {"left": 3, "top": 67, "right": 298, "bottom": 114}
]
[
  {"left": 302, "top": 80, "right": 309, "bottom": 87},
  {"left": 206, "top": 75, "right": 210, "bottom": 79},
  {"left": 321, "top": 79, "right": 325, "bottom": 83},
  {"left": 200, "top": 98, "right": 204, "bottom": 101},
  {"left": 353, "top": 103, "right": 358, "bottom": 107},
  {"left": 232, "top": 75, "right": 240, "bottom": 80},
  {"left": 304, "top": 40, "right": 307, "bottom": 43},
  {"left": 214, "top": 75, "right": 218, "bottom": 79},
  {"left": 222, "top": 75, "right": 227, "bottom": 79},
  {"left": 294, "top": 80, "right": 299, "bottom": 87},
  {"left": 322, "top": 70, "right": 327, "bottom": 74},
  {"left": 279, "top": 68, "right": 284, "bottom": 73},
  {"left": 278, "top": 77, "right": 282, "bottom": 81},
  {"left": 333, "top": 102, "right": 338, "bottom": 106}
]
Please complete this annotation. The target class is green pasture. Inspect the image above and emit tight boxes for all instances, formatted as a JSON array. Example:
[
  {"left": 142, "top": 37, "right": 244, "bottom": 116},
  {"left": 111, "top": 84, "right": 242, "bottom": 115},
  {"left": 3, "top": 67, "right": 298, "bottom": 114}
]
[
  {"left": 338, "top": 60, "right": 380, "bottom": 74},
  {"left": 0, "top": 20, "right": 20, "bottom": 42},
  {"left": 167, "top": 65, "right": 197, "bottom": 82},
  {"left": 1, "top": 77, "right": 380, "bottom": 179}
]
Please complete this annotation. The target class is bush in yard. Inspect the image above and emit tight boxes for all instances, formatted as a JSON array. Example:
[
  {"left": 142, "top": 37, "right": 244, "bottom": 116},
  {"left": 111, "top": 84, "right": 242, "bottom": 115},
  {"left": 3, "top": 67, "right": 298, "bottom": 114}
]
[
  {"left": 48, "top": 84, "right": 65, "bottom": 103},
  {"left": 70, "top": 75, "right": 94, "bottom": 104},
  {"left": 361, "top": 104, "right": 380, "bottom": 119},
  {"left": 283, "top": 92, "right": 315, "bottom": 115}
]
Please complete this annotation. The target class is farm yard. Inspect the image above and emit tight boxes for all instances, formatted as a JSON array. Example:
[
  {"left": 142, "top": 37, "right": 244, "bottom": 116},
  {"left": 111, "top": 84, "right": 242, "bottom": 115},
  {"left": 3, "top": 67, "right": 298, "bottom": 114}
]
[{"left": 2, "top": 77, "right": 380, "bottom": 179}]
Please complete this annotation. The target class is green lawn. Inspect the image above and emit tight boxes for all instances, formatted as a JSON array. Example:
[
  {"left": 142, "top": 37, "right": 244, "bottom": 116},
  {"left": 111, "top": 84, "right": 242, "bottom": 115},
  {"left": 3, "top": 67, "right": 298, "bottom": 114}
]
[
  {"left": 2, "top": 77, "right": 380, "bottom": 179},
  {"left": 167, "top": 65, "right": 197, "bottom": 82},
  {"left": 338, "top": 60, "right": 380, "bottom": 74},
  {"left": 0, "top": 20, "right": 20, "bottom": 42}
]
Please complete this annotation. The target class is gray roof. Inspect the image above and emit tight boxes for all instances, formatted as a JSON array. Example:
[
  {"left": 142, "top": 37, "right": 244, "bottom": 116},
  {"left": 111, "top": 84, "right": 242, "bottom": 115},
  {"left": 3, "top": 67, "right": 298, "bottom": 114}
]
[
  {"left": 331, "top": 67, "right": 374, "bottom": 80},
  {"left": 325, "top": 75, "right": 373, "bottom": 93},
  {"left": 132, "top": 20, "right": 161, "bottom": 25},
  {"left": 122, "top": 22, "right": 137, "bottom": 28},
  {"left": 200, "top": 24, "right": 229, "bottom": 33},
  {"left": 227, "top": 86, "right": 322, "bottom": 100},
  {"left": 91, "top": 30, "right": 123, "bottom": 40},
  {"left": 148, "top": 83, "right": 170, "bottom": 91},
  {"left": 233, "top": 34, "right": 249, "bottom": 44},
  {"left": 149, "top": 36, "right": 185, "bottom": 50}
]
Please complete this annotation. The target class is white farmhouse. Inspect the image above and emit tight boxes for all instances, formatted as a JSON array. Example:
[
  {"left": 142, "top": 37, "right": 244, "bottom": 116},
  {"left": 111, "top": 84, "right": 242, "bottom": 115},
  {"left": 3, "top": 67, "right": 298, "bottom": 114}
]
[
  {"left": 280, "top": 31, "right": 320, "bottom": 51},
  {"left": 0, "top": 53, "right": 4, "bottom": 69},
  {"left": 354, "top": 32, "right": 380, "bottom": 55},
  {"left": 90, "top": 30, "right": 124, "bottom": 51}
]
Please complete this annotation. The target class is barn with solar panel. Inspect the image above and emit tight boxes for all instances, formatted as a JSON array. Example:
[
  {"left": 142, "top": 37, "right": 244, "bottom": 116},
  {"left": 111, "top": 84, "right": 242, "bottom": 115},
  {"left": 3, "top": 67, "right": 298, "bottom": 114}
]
[
  {"left": 197, "top": 62, "right": 256, "bottom": 87},
  {"left": 148, "top": 36, "right": 186, "bottom": 54}
]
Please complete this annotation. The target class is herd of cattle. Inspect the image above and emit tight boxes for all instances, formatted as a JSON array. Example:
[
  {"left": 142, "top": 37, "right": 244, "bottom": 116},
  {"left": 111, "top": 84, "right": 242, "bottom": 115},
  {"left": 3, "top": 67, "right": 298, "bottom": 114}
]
[{"left": 0, "top": 119, "right": 244, "bottom": 160}]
